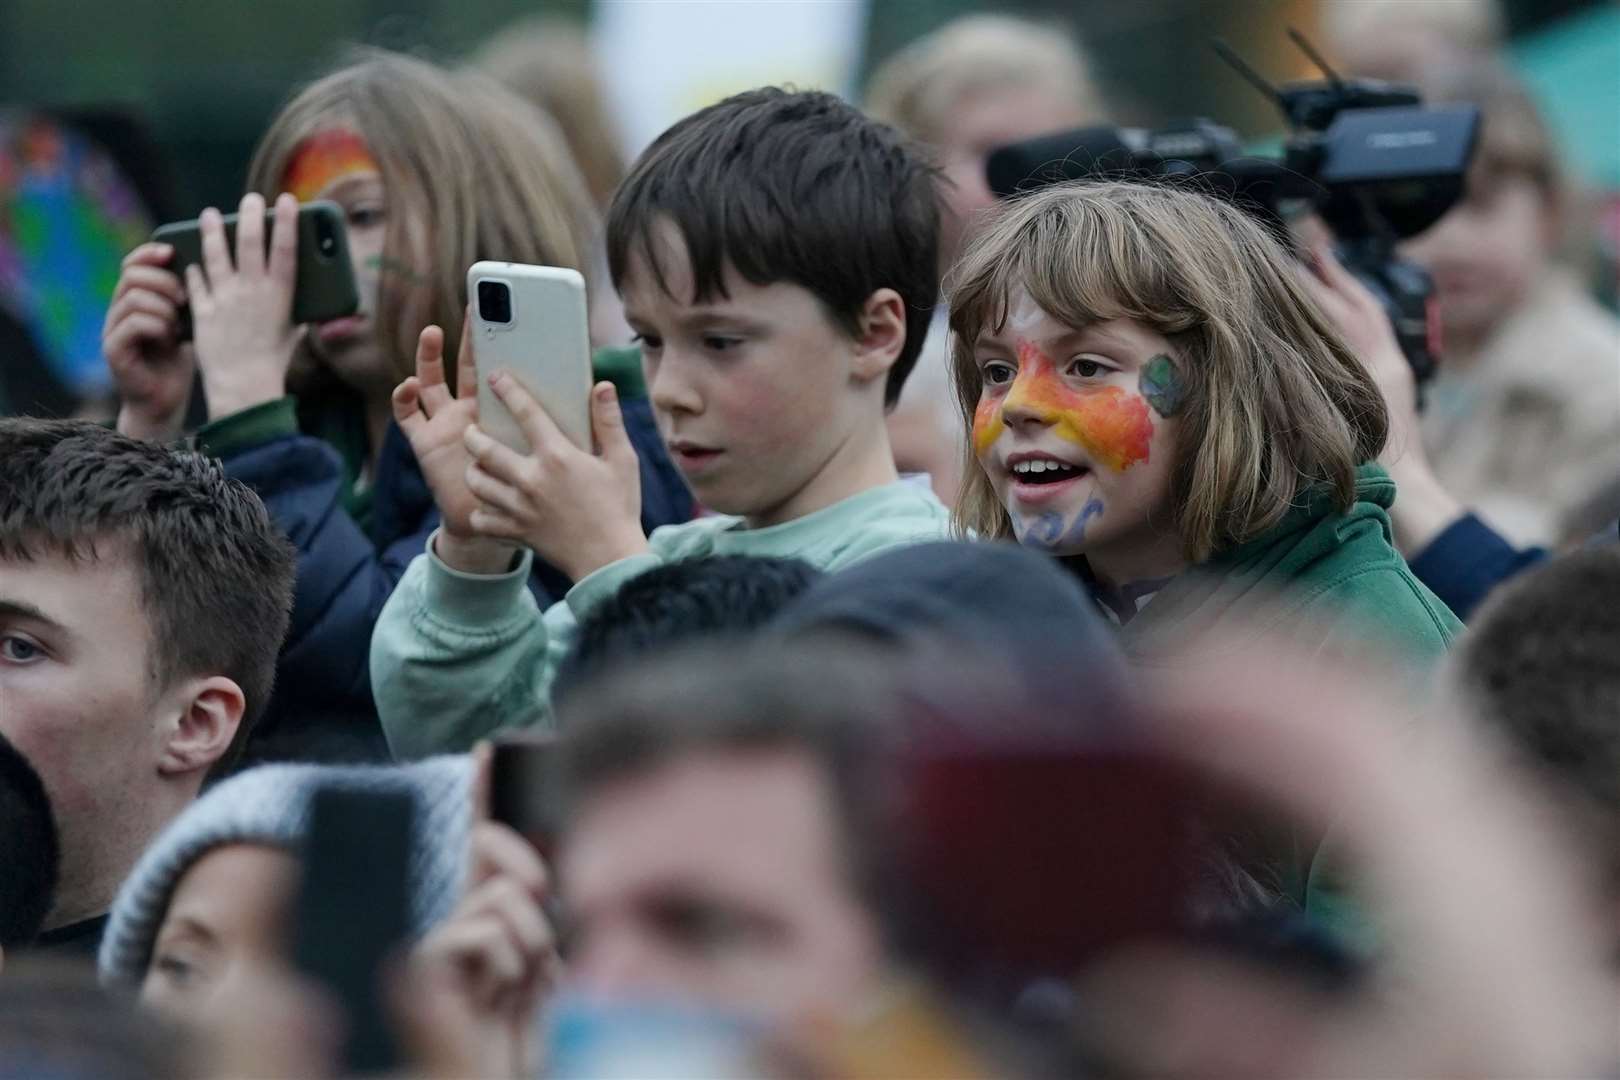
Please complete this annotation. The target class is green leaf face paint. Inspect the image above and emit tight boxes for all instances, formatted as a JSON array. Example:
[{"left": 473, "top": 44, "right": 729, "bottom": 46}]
[
  {"left": 364, "top": 254, "right": 430, "bottom": 286},
  {"left": 1140, "top": 354, "right": 1186, "bottom": 418}
]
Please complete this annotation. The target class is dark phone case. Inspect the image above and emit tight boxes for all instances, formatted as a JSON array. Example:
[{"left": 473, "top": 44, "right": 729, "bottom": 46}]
[
  {"left": 490, "top": 736, "right": 564, "bottom": 859},
  {"left": 292, "top": 786, "right": 414, "bottom": 1076},
  {"left": 151, "top": 199, "right": 360, "bottom": 336}
]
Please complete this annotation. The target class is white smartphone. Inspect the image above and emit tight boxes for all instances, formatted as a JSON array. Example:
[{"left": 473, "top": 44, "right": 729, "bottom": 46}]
[{"left": 467, "top": 261, "right": 593, "bottom": 452}]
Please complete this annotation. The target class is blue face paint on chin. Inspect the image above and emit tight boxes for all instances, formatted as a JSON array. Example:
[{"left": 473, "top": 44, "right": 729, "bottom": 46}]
[{"left": 1012, "top": 497, "right": 1105, "bottom": 553}]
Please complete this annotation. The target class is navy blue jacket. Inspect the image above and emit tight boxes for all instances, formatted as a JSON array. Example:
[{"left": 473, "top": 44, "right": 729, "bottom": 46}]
[
  {"left": 1407, "top": 513, "right": 1547, "bottom": 621},
  {"left": 217, "top": 395, "right": 691, "bottom": 764}
]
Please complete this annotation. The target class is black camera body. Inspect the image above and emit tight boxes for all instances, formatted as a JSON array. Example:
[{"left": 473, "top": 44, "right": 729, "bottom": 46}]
[{"left": 984, "top": 66, "right": 1480, "bottom": 386}]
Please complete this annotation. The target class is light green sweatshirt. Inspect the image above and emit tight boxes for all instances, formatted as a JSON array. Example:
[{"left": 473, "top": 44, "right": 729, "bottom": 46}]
[{"left": 370, "top": 480, "right": 952, "bottom": 759}]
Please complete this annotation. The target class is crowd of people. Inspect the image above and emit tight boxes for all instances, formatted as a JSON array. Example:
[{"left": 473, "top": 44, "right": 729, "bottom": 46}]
[{"left": 1, "top": 5, "right": 1617, "bottom": 1077}]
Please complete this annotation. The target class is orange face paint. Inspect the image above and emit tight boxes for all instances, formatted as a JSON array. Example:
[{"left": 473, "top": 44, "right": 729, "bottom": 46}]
[
  {"left": 972, "top": 340, "right": 1154, "bottom": 471},
  {"left": 280, "top": 129, "right": 379, "bottom": 203},
  {"left": 972, "top": 396, "right": 1004, "bottom": 456}
]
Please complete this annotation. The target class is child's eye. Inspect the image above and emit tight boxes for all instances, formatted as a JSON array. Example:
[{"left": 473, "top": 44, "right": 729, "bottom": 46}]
[
  {"left": 0, "top": 635, "right": 43, "bottom": 664},
  {"left": 631, "top": 333, "right": 663, "bottom": 352},
  {"left": 980, "top": 361, "right": 1016, "bottom": 386},
  {"left": 154, "top": 953, "right": 200, "bottom": 987},
  {"left": 347, "top": 206, "right": 386, "bottom": 229},
  {"left": 1067, "top": 357, "right": 1108, "bottom": 379},
  {"left": 702, "top": 335, "right": 742, "bottom": 353}
]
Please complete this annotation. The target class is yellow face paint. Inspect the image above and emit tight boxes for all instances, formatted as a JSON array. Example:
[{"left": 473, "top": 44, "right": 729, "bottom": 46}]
[{"left": 973, "top": 340, "right": 1154, "bottom": 471}]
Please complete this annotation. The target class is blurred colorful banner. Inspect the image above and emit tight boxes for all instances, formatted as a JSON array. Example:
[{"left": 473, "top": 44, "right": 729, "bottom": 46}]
[{"left": 0, "top": 112, "right": 153, "bottom": 398}]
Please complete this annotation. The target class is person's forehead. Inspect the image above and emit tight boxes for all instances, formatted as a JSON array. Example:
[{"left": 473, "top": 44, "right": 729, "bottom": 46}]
[
  {"left": 564, "top": 748, "right": 848, "bottom": 904},
  {"left": 0, "top": 544, "right": 145, "bottom": 629},
  {"left": 619, "top": 217, "right": 698, "bottom": 303},
  {"left": 164, "top": 844, "right": 299, "bottom": 935},
  {"left": 619, "top": 249, "right": 821, "bottom": 329},
  {"left": 979, "top": 296, "right": 1167, "bottom": 354}
]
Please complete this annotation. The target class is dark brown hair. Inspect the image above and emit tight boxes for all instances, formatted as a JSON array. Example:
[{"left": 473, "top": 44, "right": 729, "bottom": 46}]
[
  {"left": 0, "top": 420, "right": 296, "bottom": 775},
  {"left": 606, "top": 87, "right": 942, "bottom": 409},
  {"left": 1458, "top": 548, "right": 1620, "bottom": 829}
]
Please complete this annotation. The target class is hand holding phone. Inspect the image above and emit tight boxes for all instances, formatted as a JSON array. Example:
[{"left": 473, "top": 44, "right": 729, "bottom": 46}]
[
  {"left": 103, "top": 241, "right": 195, "bottom": 441},
  {"left": 156, "top": 195, "right": 361, "bottom": 419},
  {"left": 400, "top": 744, "right": 558, "bottom": 1078},
  {"left": 458, "top": 262, "right": 649, "bottom": 580},
  {"left": 151, "top": 196, "right": 359, "bottom": 335}
]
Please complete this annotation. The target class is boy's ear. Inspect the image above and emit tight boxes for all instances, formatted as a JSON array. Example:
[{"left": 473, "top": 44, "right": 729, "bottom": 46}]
[
  {"left": 156, "top": 676, "right": 246, "bottom": 779},
  {"left": 850, "top": 288, "right": 907, "bottom": 386}
]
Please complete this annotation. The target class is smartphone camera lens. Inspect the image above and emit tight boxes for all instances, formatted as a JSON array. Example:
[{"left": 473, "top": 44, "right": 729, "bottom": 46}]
[
  {"left": 315, "top": 217, "right": 338, "bottom": 259},
  {"left": 477, "top": 280, "right": 513, "bottom": 325}
]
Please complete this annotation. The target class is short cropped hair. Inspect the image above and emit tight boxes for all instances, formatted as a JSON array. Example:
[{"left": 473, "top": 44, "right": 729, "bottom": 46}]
[
  {"left": 0, "top": 732, "right": 58, "bottom": 949},
  {"left": 558, "top": 641, "right": 904, "bottom": 927},
  {"left": 552, "top": 555, "right": 822, "bottom": 705},
  {"left": 0, "top": 420, "right": 296, "bottom": 774},
  {"left": 948, "top": 180, "right": 1388, "bottom": 562},
  {"left": 606, "top": 87, "right": 942, "bottom": 409},
  {"left": 1456, "top": 548, "right": 1620, "bottom": 829}
]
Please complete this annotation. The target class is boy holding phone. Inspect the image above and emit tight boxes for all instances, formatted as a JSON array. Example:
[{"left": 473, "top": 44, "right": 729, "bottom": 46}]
[{"left": 373, "top": 87, "right": 950, "bottom": 757}]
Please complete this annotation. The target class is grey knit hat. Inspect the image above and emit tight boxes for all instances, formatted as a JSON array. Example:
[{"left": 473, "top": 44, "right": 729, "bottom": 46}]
[{"left": 97, "top": 755, "right": 472, "bottom": 989}]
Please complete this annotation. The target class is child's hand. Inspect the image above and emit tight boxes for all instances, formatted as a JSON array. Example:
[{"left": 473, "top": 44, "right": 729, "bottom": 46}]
[
  {"left": 187, "top": 192, "right": 302, "bottom": 420},
  {"left": 393, "top": 315, "right": 519, "bottom": 576},
  {"left": 463, "top": 376, "right": 648, "bottom": 582},
  {"left": 400, "top": 790, "right": 558, "bottom": 1079},
  {"left": 103, "top": 241, "right": 193, "bottom": 441}
]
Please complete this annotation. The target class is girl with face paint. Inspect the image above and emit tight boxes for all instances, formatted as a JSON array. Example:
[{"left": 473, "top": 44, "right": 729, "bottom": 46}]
[
  {"left": 949, "top": 181, "right": 1461, "bottom": 654},
  {"left": 99, "top": 51, "right": 689, "bottom": 760},
  {"left": 950, "top": 180, "right": 1465, "bottom": 944}
]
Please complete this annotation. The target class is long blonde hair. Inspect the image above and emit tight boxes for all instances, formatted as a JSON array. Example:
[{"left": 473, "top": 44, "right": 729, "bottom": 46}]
[
  {"left": 948, "top": 180, "right": 1388, "bottom": 562},
  {"left": 245, "top": 48, "right": 596, "bottom": 389}
]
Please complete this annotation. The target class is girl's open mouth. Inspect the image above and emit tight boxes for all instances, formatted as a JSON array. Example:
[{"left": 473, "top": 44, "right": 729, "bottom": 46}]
[
  {"left": 1009, "top": 459, "right": 1084, "bottom": 485},
  {"left": 1006, "top": 456, "right": 1090, "bottom": 506}
]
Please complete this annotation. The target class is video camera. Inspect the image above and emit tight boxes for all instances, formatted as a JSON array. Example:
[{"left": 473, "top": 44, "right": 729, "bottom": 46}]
[{"left": 984, "top": 31, "right": 1480, "bottom": 386}]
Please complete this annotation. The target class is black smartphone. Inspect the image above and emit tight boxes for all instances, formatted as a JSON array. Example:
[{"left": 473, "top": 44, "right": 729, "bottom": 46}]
[
  {"left": 490, "top": 734, "right": 564, "bottom": 861},
  {"left": 292, "top": 786, "right": 415, "bottom": 1076},
  {"left": 151, "top": 199, "right": 360, "bottom": 336}
]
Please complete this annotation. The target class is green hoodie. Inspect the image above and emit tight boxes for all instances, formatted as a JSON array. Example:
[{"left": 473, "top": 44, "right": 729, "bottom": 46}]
[
  {"left": 1118, "top": 463, "right": 1460, "bottom": 948},
  {"left": 1118, "top": 464, "right": 1461, "bottom": 664}
]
